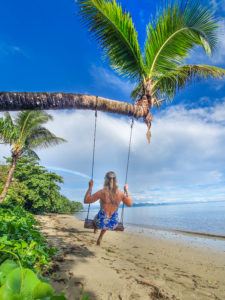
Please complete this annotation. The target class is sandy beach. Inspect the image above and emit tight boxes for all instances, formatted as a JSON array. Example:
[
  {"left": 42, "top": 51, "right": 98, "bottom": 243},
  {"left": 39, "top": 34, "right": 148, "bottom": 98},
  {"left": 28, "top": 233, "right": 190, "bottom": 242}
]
[{"left": 37, "top": 214, "right": 225, "bottom": 300}]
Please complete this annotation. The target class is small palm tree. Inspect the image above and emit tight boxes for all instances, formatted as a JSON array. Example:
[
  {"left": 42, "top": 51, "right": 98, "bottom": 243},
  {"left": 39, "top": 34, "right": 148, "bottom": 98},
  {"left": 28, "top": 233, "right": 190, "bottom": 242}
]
[
  {"left": 78, "top": 0, "right": 225, "bottom": 140},
  {"left": 0, "top": 111, "right": 66, "bottom": 202}
]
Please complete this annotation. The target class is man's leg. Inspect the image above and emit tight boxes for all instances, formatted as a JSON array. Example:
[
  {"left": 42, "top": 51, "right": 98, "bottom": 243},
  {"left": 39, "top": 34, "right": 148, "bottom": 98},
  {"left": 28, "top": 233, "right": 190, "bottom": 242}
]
[{"left": 97, "top": 229, "right": 107, "bottom": 246}]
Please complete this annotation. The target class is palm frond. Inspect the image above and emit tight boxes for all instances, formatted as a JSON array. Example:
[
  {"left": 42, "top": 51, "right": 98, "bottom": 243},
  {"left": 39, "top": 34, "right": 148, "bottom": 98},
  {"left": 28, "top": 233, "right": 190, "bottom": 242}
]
[
  {"left": 15, "top": 111, "right": 53, "bottom": 143},
  {"left": 144, "top": 1, "right": 218, "bottom": 77},
  {"left": 22, "top": 148, "right": 40, "bottom": 160},
  {"left": 26, "top": 127, "right": 66, "bottom": 149},
  {"left": 152, "top": 64, "right": 225, "bottom": 99},
  {"left": 3, "top": 112, "right": 14, "bottom": 127},
  {"left": 0, "top": 113, "right": 18, "bottom": 144},
  {"left": 77, "top": 0, "right": 145, "bottom": 79}
]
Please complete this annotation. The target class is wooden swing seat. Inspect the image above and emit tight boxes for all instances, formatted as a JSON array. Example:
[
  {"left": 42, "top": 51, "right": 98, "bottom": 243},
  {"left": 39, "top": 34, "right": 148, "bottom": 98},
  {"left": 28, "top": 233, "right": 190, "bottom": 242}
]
[{"left": 84, "top": 218, "right": 124, "bottom": 231}]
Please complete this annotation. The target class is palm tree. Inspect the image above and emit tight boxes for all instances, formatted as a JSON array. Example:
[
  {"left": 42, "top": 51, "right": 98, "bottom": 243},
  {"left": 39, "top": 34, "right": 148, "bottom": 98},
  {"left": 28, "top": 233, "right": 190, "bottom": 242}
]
[
  {"left": 0, "top": 92, "right": 144, "bottom": 117},
  {"left": 0, "top": 0, "right": 224, "bottom": 138},
  {"left": 0, "top": 111, "right": 66, "bottom": 202},
  {"left": 77, "top": 0, "right": 225, "bottom": 140}
]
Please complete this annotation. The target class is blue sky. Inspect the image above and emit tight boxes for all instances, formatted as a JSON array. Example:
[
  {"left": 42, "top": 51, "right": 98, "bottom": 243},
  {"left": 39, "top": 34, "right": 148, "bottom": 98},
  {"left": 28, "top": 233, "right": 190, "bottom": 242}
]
[{"left": 1, "top": 0, "right": 225, "bottom": 204}]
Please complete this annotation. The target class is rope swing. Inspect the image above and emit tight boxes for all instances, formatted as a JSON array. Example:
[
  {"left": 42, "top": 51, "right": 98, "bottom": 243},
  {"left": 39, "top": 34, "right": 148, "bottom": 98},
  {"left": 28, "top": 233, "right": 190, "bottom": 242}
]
[
  {"left": 86, "top": 96, "right": 98, "bottom": 222},
  {"left": 84, "top": 97, "right": 135, "bottom": 231},
  {"left": 120, "top": 116, "right": 134, "bottom": 226}
]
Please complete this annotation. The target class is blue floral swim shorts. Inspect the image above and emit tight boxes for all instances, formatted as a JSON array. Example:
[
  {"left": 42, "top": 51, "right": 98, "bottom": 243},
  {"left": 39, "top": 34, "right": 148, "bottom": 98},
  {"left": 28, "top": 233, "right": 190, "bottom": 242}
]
[{"left": 94, "top": 209, "right": 119, "bottom": 230}]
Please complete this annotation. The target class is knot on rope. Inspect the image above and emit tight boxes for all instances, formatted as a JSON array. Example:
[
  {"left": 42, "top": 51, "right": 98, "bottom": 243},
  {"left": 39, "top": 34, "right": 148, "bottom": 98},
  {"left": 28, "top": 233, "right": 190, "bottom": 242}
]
[
  {"left": 145, "top": 112, "right": 153, "bottom": 144},
  {"left": 135, "top": 95, "right": 153, "bottom": 144}
]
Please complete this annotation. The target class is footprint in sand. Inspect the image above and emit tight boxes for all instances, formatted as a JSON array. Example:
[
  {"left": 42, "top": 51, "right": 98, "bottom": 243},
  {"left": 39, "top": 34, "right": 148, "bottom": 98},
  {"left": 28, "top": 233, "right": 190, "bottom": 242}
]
[
  {"left": 101, "top": 256, "right": 111, "bottom": 261},
  {"left": 129, "top": 293, "right": 141, "bottom": 299}
]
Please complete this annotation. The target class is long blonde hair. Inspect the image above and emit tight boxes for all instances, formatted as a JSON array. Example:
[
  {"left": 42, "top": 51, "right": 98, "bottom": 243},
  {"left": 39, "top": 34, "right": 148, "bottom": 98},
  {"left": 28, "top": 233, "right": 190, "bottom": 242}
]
[{"left": 104, "top": 171, "right": 118, "bottom": 194}]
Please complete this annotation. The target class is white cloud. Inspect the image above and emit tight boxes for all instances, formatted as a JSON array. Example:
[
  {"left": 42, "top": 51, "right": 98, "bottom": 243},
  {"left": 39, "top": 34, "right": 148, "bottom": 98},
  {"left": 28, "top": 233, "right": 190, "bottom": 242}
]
[{"left": 1, "top": 101, "right": 225, "bottom": 203}]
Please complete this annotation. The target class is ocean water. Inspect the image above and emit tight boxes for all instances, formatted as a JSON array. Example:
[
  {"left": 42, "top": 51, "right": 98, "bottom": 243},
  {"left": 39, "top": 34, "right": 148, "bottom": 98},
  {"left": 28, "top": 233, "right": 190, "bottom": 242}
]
[{"left": 76, "top": 200, "right": 225, "bottom": 237}]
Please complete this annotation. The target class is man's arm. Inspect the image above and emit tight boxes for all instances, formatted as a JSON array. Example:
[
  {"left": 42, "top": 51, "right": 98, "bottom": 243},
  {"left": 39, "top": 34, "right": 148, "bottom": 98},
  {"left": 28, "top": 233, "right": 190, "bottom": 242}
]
[
  {"left": 84, "top": 180, "right": 102, "bottom": 204},
  {"left": 122, "top": 184, "right": 132, "bottom": 207}
]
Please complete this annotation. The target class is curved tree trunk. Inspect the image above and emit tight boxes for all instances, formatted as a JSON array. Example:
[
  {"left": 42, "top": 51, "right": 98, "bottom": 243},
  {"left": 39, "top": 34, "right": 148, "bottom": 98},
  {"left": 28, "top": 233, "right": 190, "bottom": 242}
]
[
  {"left": 0, "top": 155, "right": 17, "bottom": 203},
  {"left": 0, "top": 92, "right": 149, "bottom": 118}
]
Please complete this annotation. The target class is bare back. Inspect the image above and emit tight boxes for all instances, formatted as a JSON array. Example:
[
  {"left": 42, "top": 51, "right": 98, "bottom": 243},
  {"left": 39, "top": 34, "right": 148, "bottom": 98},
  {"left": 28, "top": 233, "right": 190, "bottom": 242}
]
[
  {"left": 100, "top": 188, "right": 124, "bottom": 217},
  {"left": 85, "top": 187, "right": 132, "bottom": 217}
]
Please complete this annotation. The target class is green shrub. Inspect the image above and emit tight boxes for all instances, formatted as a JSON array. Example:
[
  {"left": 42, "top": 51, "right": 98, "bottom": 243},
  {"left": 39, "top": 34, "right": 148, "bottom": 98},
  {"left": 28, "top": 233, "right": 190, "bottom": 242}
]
[
  {"left": 0, "top": 206, "right": 56, "bottom": 273},
  {"left": 0, "top": 156, "right": 83, "bottom": 214}
]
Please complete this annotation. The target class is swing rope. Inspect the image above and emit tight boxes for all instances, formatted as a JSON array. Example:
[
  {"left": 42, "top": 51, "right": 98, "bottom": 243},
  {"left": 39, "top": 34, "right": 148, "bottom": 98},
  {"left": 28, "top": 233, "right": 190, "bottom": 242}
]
[
  {"left": 91, "top": 97, "right": 98, "bottom": 180},
  {"left": 121, "top": 116, "right": 134, "bottom": 224},
  {"left": 86, "top": 96, "right": 98, "bottom": 220}
]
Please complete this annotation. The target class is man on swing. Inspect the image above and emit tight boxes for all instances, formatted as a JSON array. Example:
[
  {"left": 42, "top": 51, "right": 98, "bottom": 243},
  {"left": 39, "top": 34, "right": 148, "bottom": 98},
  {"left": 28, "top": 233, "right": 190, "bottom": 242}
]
[{"left": 84, "top": 171, "right": 132, "bottom": 245}]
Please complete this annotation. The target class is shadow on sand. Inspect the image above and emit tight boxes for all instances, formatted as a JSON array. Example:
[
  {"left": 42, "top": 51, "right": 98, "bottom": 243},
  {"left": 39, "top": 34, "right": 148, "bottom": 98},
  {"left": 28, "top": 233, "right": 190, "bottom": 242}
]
[{"left": 39, "top": 215, "right": 98, "bottom": 300}]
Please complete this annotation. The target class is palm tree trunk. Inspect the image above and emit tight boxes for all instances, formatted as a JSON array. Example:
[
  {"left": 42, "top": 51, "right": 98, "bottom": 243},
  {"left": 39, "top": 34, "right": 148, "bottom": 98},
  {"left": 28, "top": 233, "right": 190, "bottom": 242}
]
[
  {"left": 0, "top": 92, "right": 148, "bottom": 118},
  {"left": 0, "top": 155, "right": 17, "bottom": 203}
]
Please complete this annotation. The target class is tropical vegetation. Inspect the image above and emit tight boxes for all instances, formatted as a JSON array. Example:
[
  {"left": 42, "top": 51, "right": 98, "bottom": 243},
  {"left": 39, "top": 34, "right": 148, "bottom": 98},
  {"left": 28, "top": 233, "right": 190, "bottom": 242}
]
[
  {"left": 78, "top": 0, "right": 225, "bottom": 102},
  {"left": 0, "top": 111, "right": 65, "bottom": 202},
  {"left": 0, "top": 156, "right": 83, "bottom": 214},
  {"left": 0, "top": 206, "right": 55, "bottom": 273},
  {"left": 77, "top": 0, "right": 225, "bottom": 140},
  {"left": 0, "top": 206, "right": 88, "bottom": 299},
  {"left": 0, "top": 111, "right": 84, "bottom": 298}
]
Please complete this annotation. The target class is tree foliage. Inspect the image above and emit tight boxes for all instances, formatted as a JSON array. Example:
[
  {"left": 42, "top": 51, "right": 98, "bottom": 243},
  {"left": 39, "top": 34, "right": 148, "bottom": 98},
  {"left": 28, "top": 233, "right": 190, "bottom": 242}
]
[
  {"left": 0, "top": 206, "right": 56, "bottom": 272},
  {"left": 0, "top": 111, "right": 66, "bottom": 202},
  {"left": 78, "top": 0, "right": 225, "bottom": 104},
  {"left": 0, "top": 208, "right": 90, "bottom": 299},
  {"left": 0, "top": 157, "right": 83, "bottom": 214},
  {"left": 0, "top": 111, "right": 65, "bottom": 159}
]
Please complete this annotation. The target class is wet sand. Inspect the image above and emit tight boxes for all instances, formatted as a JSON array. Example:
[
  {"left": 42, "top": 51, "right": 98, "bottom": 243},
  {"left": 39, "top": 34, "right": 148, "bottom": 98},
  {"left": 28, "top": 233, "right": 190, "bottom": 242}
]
[{"left": 37, "top": 214, "right": 225, "bottom": 300}]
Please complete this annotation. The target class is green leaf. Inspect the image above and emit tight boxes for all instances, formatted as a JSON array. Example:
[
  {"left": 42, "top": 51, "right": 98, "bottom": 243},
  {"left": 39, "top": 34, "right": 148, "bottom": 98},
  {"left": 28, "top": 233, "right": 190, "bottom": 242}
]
[
  {"left": 81, "top": 293, "right": 90, "bottom": 300},
  {"left": 5, "top": 268, "right": 22, "bottom": 294},
  {"left": 0, "top": 260, "right": 18, "bottom": 285},
  {"left": 152, "top": 64, "right": 225, "bottom": 100},
  {"left": 144, "top": 1, "right": 218, "bottom": 77},
  {"left": 77, "top": 0, "right": 145, "bottom": 79},
  {"left": 32, "top": 282, "right": 54, "bottom": 299},
  {"left": 0, "top": 286, "right": 22, "bottom": 300},
  {"left": 5, "top": 268, "right": 39, "bottom": 296},
  {"left": 50, "top": 295, "right": 67, "bottom": 300},
  {"left": 0, "top": 112, "right": 18, "bottom": 144}
]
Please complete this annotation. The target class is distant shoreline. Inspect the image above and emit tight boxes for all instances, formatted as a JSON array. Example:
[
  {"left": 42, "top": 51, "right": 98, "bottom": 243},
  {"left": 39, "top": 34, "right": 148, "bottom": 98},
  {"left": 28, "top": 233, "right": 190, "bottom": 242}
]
[
  {"left": 76, "top": 214, "right": 225, "bottom": 242},
  {"left": 78, "top": 200, "right": 225, "bottom": 241},
  {"left": 80, "top": 199, "right": 225, "bottom": 209}
]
